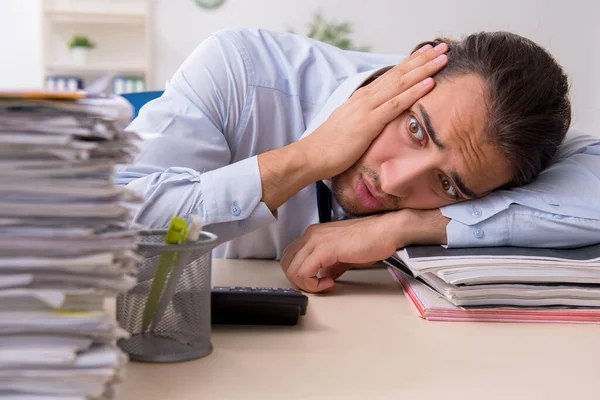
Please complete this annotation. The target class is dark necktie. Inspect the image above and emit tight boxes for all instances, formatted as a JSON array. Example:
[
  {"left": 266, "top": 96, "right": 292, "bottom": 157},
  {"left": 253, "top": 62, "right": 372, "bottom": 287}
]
[{"left": 316, "top": 180, "right": 332, "bottom": 223}]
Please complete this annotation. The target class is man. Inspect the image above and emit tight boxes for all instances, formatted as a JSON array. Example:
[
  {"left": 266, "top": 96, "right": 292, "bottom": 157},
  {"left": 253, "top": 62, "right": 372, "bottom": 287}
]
[{"left": 117, "top": 28, "right": 600, "bottom": 293}]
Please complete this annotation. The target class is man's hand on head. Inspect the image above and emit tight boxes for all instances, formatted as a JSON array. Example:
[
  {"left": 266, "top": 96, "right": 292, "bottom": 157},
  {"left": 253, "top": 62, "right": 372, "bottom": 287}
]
[
  {"left": 298, "top": 43, "right": 449, "bottom": 181},
  {"left": 280, "top": 208, "right": 450, "bottom": 293},
  {"left": 257, "top": 44, "right": 449, "bottom": 213}
]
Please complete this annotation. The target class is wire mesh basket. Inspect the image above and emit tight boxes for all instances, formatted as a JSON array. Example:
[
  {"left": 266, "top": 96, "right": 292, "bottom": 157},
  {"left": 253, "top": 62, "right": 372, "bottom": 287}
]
[{"left": 116, "top": 229, "right": 218, "bottom": 363}]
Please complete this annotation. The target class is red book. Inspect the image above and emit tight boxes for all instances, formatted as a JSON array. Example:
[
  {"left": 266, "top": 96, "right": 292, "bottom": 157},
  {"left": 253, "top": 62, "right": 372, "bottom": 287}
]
[{"left": 389, "top": 267, "right": 600, "bottom": 324}]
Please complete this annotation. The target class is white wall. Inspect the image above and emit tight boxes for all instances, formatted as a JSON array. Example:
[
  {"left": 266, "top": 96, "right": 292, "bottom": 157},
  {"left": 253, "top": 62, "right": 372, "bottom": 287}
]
[
  {"left": 0, "top": 0, "right": 44, "bottom": 90},
  {"left": 151, "top": 0, "right": 599, "bottom": 136}
]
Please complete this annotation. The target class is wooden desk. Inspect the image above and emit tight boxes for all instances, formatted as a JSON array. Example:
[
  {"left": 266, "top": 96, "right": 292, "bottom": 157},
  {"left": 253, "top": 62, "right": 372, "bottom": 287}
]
[{"left": 118, "top": 259, "right": 600, "bottom": 400}]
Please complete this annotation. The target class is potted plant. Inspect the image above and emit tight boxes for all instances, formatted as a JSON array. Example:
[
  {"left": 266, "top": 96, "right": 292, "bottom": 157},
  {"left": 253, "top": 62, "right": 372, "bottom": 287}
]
[
  {"left": 68, "top": 35, "right": 95, "bottom": 65},
  {"left": 290, "top": 13, "right": 371, "bottom": 51}
]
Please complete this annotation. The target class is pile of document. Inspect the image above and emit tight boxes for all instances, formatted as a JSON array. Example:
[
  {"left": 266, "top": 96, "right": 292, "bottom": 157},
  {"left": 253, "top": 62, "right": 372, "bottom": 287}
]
[
  {"left": 386, "top": 244, "right": 600, "bottom": 323},
  {"left": 0, "top": 92, "right": 142, "bottom": 399}
]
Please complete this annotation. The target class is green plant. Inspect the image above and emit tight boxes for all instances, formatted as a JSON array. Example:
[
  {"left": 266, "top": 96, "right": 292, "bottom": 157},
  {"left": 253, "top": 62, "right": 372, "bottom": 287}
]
[
  {"left": 291, "top": 13, "right": 370, "bottom": 52},
  {"left": 194, "top": 0, "right": 225, "bottom": 9},
  {"left": 69, "top": 35, "right": 96, "bottom": 50}
]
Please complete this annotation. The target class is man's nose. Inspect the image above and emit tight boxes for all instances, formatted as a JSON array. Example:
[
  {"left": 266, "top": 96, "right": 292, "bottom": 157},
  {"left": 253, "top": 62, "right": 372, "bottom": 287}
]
[{"left": 379, "top": 156, "right": 431, "bottom": 198}]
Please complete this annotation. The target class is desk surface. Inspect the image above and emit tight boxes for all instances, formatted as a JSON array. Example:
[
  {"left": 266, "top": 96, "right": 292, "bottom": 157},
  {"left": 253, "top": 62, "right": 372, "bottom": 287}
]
[{"left": 119, "top": 259, "right": 600, "bottom": 400}]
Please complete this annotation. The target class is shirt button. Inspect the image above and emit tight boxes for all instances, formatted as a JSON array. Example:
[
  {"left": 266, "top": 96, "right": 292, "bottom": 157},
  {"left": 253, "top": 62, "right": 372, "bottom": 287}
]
[
  {"left": 472, "top": 228, "right": 484, "bottom": 239},
  {"left": 230, "top": 201, "right": 241, "bottom": 216},
  {"left": 238, "top": 220, "right": 248, "bottom": 229},
  {"left": 471, "top": 208, "right": 482, "bottom": 218}
]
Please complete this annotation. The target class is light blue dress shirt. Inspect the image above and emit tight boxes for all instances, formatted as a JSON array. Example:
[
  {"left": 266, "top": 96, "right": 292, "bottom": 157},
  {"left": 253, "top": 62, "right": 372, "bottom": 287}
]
[{"left": 116, "top": 28, "right": 600, "bottom": 259}]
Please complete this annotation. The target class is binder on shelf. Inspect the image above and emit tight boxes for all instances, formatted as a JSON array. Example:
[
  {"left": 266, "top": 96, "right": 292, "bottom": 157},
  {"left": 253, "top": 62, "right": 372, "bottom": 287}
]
[{"left": 113, "top": 77, "right": 146, "bottom": 95}]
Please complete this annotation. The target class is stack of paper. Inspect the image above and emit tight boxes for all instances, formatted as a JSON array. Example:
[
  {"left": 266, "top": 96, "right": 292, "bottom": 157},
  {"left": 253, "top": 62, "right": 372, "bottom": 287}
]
[
  {"left": 0, "top": 92, "right": 142, "bottom": 399},
  {"left": 385, "top": 244, "right": 600, "bottom": 323}
]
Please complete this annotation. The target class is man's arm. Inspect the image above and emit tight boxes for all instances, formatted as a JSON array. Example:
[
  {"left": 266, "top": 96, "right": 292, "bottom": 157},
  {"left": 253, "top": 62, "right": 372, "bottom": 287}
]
[
  {"left": 400, "top": 134, "right": 600, "bottom": 250},
  {"left": 398, "top": 132, "right": 600, "bottom": 250},
  {"left": 279, "top": 208, "right": 448, "bottom": 292},
  {"left": 440, "top": 132, "right": 600, "bottom": 248},
  {"left": 119, "top": 28, "right": 449, "bottom": 247},
  {"left": 281, "top": 133, "right": 600, "bottom": 292},
  {"left": 117, "top": 31, "right": 279, "bottom": 247}
]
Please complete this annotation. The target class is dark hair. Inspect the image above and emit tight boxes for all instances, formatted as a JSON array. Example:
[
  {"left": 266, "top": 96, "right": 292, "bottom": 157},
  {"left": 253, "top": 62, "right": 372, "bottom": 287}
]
[{"left": 411, "top": 32, "right": 571, "bottom": 188}]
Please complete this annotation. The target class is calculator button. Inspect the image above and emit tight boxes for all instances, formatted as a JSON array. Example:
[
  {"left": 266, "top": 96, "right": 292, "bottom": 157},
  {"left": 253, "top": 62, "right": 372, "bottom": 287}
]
[
  {"left": 256, "top": 287, "right": 274, "bottom": 292},
  {"left": 277, "top": 288, "right": 298, "bottom": 293},
  {"left": 213, "top": 286, "right": 230, "bottom": 292},
  {"left": 234, "top": 287, "right": 253, "bottom": 292}
]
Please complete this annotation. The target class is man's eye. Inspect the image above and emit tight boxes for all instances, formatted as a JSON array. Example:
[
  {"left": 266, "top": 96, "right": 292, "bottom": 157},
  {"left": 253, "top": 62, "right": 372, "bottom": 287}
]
[
  {"left": 441, "top": 176, "right": 458, "bottom": 199},
  {"left": 408, "top": 117, "right": 425, "bottom": 141}
]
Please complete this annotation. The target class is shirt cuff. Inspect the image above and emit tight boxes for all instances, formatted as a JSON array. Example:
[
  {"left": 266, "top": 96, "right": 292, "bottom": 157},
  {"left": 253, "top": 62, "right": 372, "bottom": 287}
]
[
  {"left": 199, "top": 156, "right": 275, "bottom": 226},
  {"left": 439, "top": 192, "right": 512, "bottom": 225},
  {"left": 443, "top": 215, "right": 510, "bottom": 247},
  {"left": 440, "top": 194, "right": 512, "bottom": 247}
]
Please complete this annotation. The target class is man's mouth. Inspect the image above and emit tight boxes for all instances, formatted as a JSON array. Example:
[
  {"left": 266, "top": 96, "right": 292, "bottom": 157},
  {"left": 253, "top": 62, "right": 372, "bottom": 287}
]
[{"left": 356, "top": 176, "right": 384, "bottom": 210}]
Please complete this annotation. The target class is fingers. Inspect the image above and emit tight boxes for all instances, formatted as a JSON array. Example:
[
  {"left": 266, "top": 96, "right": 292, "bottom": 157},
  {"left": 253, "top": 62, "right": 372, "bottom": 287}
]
[
  {"left": 297, "top": 252, "right": 336, "bottom": 292},
  {"left": 285, "top": 243, "right": 334, "bottom": 293},
  {"left": 370, "top": 51, "right": 448, "bottom": 121},
  {"left": 281, "top": 238, "right": 338, "bottom": 293},
  {"left": 365, "top": 44, "right": 432, "bottom": 84},
  {"left": 341, "top": 44, "right": 448, "bottom": 130},
  {"left": 388, "top": 44, "right": 432, "bottom": 70},
  {"left": 372, "top": 47, "right": 450, "bottom": 122},
  {"left": 365, "top": 43, "right": 448, "bottom": 106},
  {"left": 281, "top": 235, "right": 313, "bottom": 290},
  {"left": 397, "top": 52, "right": 448, "bottom": 90},
  {"left": 280, "top": 220, "right": 382, "bottom": 293},
  {"left": 405, "top": 43, "right": 434, "bottom": 62},
  {"left": 320, "top": 262, "right": 351, "bottom": 280},
  {"left": 300, "top": 250, "right": 340, "bottom": 292},
  {"left": 282, "top": 240, "right": 313, "bottom": 286},
  {"left": 280, "top": 240, "right": 302, "bottom": 276},
  {"left": 372, "top": 75, "right": 436, "bottom": 122},
  {"left": 399, "top": 42, "right": 448, "bottom": 77}
]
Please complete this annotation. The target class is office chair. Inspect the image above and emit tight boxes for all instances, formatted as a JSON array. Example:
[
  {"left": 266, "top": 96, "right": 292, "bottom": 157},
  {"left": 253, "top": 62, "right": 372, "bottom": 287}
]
[{"left": 120, "top": 90, "right": 164, "bottom": 120}]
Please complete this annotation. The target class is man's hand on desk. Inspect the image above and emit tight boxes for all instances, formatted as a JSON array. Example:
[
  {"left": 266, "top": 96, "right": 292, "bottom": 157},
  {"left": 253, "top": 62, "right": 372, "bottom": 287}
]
[{"left": 280, "top": 208, "right": 450, "bottom": 293}]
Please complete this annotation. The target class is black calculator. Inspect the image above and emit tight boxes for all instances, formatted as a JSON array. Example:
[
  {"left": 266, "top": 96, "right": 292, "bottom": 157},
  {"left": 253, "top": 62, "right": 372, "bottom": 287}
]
[{"left": 211, "top": 286, "right": 309, "bottom": 326}]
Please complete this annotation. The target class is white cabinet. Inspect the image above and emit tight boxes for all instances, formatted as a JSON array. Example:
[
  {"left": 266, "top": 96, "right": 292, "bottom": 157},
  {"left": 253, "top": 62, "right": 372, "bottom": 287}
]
[{"left": 42, "top": 0, "right": 153, "bottom": 94}]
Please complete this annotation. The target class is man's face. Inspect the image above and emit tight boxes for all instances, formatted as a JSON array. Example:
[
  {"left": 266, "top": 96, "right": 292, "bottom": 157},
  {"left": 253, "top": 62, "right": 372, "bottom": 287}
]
[{"left": 331, "top": 73, "right": 514, "bottom": 216}]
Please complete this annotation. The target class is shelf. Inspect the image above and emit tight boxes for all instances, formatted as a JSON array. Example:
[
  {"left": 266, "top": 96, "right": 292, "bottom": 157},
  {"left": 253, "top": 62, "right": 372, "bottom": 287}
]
[
  {"left": 47, "top": 64, "right": 147, "bottom": 76},
  {"left": 45, "top": 9, "right": 147, "bottom": 25},
  {"left": 42, "top": 0, "right": 153, "bottom": 90}
]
